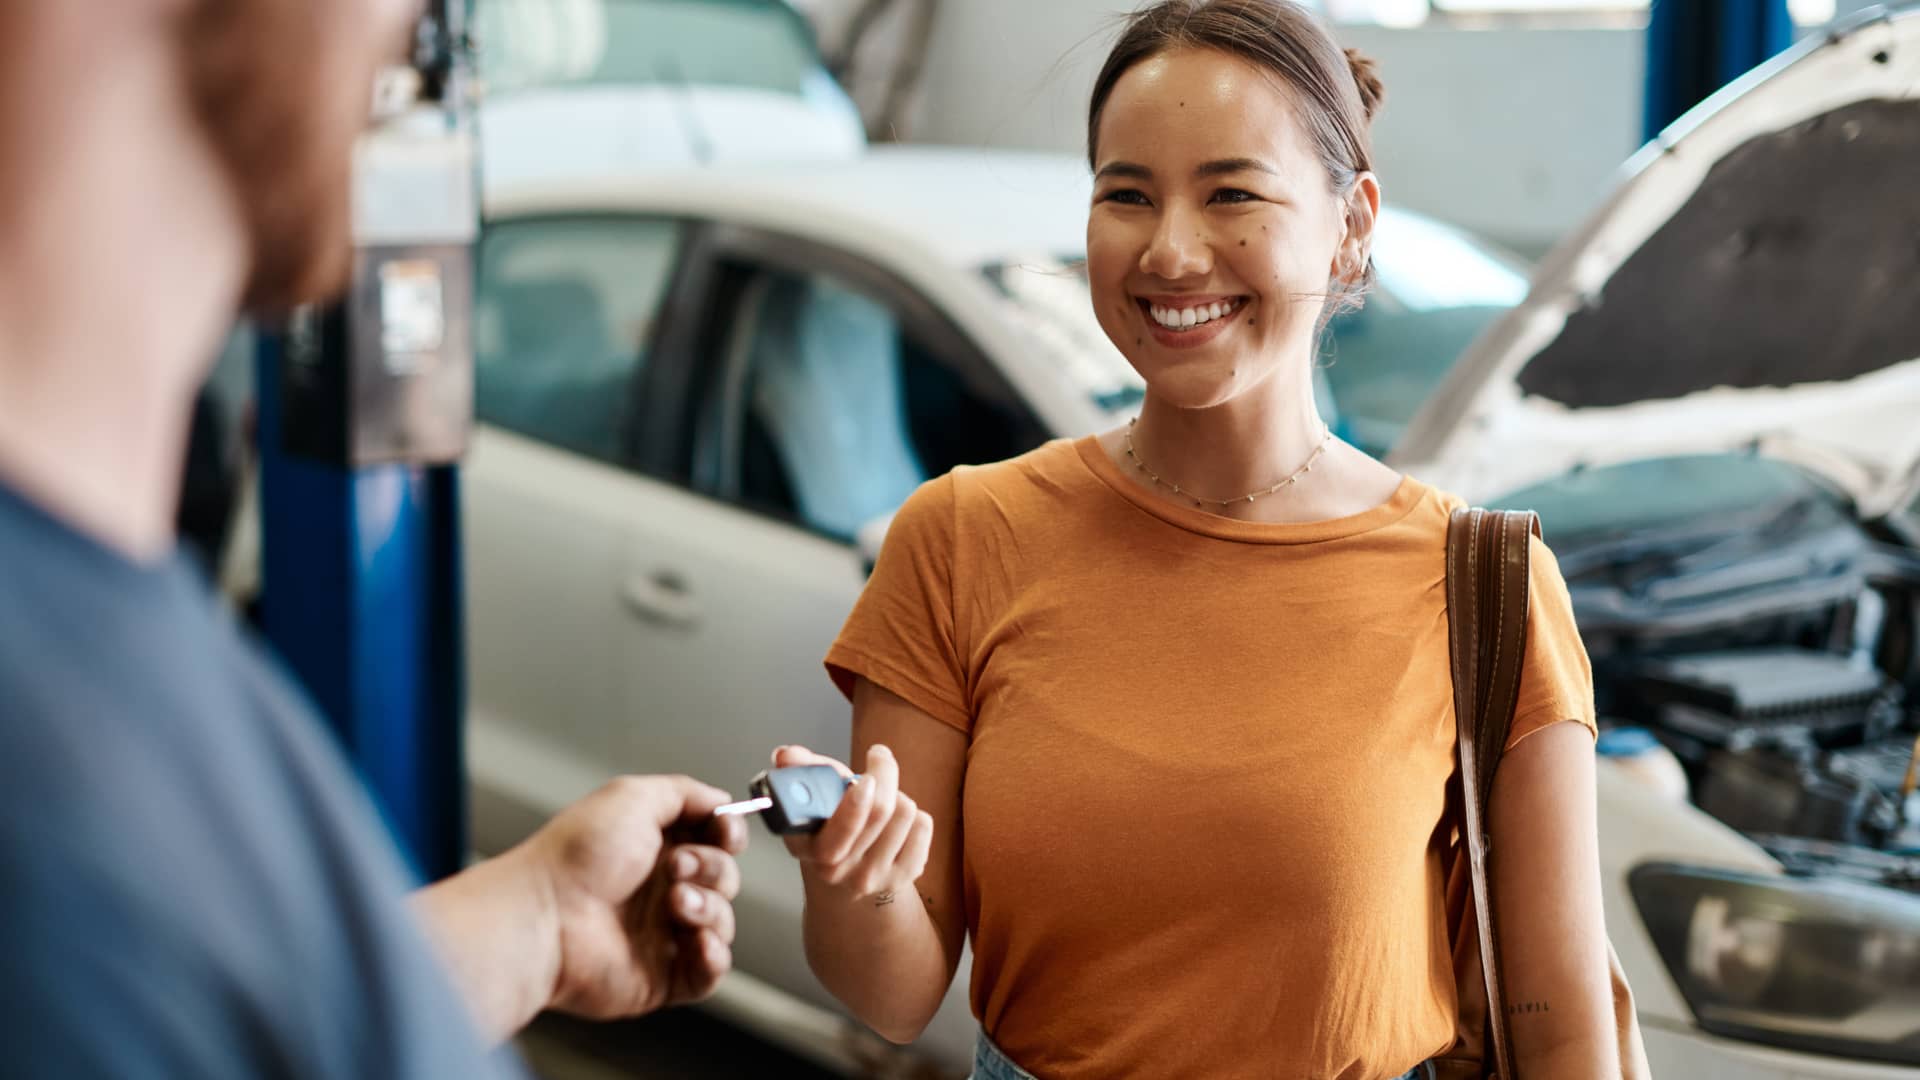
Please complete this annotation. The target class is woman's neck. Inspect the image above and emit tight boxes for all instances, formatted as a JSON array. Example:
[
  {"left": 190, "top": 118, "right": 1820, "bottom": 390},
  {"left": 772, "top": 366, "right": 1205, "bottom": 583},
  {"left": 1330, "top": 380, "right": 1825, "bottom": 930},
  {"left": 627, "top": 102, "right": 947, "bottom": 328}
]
[{"left": 1129, "top": 370, "right": 1330, "bottom": 504}]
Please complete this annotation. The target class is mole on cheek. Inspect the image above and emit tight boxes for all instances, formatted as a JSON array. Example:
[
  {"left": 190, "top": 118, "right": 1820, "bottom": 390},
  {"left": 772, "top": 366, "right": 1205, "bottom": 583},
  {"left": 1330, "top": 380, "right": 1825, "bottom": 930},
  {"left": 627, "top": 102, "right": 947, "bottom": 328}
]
[{"left": 1239, "top": 239, "right": 1247, "bottom": 247}]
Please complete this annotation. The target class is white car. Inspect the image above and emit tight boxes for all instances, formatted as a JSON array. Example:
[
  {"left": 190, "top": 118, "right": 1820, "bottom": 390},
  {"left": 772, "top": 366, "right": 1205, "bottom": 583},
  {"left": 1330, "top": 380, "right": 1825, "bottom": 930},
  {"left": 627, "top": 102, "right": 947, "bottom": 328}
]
[
  {"left": 473, "top": 0, "right": 865, "bottom": 190},
  {"left": 462, "top": 10, "right": 1920, "bottom": 1077}
]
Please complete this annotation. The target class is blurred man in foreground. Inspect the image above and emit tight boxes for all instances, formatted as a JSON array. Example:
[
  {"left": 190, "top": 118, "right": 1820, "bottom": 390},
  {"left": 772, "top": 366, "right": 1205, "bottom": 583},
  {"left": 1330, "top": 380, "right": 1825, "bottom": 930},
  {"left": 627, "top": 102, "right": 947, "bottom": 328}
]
[{"left": 0, "top": 1, "right": 745, "bottom": 1074}]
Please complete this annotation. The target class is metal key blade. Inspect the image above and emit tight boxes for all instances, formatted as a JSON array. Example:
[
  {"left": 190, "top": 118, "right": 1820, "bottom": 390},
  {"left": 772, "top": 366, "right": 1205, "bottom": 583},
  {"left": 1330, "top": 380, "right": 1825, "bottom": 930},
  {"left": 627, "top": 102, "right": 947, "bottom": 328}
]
[{"left": 714, "top": 796, "right": 773, "bottom": 818}]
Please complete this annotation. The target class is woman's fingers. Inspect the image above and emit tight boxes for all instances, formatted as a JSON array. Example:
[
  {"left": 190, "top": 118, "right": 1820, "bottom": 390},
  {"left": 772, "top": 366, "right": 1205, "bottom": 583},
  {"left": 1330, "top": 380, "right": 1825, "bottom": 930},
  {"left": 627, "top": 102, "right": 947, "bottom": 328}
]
[
  {"left": 896, "top": 809, "right": 935, "bottom": 887},
  {"left": 812, "top": 757, "right": 879, "bottom": 871},
  {"left": 776, "top": 744, "right": 926, "bottom": 901},
  {"left": 849, "top": 746, "right": 900, "bottom": 859},
  {"left": 771, "top": 744, "right": 855, "bottom": 779},
  {"left": 854, "top": 794, "right": 921, "bottom": 897}
]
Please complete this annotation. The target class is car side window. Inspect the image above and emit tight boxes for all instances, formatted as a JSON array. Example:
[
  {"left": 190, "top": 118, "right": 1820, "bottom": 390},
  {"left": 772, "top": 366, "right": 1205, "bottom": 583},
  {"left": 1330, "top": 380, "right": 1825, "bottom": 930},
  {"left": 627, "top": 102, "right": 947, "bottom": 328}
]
[
  {"left": 718, "top": 265, "right": 1041, "bottom": 540},
  {"left": 474, "top": 216, "right": 681, "bottom": 465}
]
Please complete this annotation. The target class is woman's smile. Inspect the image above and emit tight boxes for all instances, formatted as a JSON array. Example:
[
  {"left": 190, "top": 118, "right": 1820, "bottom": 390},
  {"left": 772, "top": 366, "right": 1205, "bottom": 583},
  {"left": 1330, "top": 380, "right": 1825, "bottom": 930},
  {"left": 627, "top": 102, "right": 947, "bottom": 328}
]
[{"left": 1136, "top": 294, "right": 1252, "bottom": 348}]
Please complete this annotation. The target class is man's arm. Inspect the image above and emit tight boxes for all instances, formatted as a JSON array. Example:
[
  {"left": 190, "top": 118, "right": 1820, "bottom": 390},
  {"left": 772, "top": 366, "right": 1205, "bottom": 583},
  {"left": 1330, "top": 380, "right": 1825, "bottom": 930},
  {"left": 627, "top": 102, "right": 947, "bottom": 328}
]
[{"left": 412, "top": 775, "right": 747, "bottom": 1041}]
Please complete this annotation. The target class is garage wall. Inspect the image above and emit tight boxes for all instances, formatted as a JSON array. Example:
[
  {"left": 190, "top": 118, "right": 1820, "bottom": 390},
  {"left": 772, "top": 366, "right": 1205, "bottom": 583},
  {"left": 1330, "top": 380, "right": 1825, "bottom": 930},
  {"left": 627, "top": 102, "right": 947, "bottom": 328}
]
[{"left": 898, "top": 0, "right": 1880, "bottom": 255}]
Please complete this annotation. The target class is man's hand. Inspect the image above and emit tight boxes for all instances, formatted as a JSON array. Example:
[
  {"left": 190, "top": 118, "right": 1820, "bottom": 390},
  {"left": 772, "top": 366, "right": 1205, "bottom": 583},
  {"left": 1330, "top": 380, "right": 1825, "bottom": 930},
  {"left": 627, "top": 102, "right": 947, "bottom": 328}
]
[
  {"left": 529, "top": 775, "right": 747, "bottom": 1019},
  {"left": 413, "top": 774, "right": 748, "bottom": 1041}
]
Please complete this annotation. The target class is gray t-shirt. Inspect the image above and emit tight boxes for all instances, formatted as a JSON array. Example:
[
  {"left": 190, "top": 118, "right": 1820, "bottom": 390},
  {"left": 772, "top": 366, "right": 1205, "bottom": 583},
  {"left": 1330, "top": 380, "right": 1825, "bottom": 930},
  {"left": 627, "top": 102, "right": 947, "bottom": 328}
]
[{"left": 0, "top": 478, "right": 524, "bottom": 1079}]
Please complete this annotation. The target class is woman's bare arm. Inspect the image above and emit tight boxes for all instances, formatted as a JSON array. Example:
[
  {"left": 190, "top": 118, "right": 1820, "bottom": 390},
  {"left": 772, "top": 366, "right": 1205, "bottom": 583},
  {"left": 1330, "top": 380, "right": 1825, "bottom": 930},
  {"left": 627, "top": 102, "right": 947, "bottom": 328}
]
[
  {"left": 780, "top": 678, "right": 968, "bottom": 1043},
  {"left": 1489, "top": 720, "right": 1621, "bottom": 1079}
]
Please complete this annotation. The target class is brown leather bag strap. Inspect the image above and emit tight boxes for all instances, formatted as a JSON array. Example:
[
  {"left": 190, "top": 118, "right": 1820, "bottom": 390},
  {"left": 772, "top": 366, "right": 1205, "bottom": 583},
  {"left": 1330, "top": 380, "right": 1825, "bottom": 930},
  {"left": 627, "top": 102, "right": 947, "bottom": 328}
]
[{"left": 1445, "top": 507, "right": 1540, "bottom": 1080}]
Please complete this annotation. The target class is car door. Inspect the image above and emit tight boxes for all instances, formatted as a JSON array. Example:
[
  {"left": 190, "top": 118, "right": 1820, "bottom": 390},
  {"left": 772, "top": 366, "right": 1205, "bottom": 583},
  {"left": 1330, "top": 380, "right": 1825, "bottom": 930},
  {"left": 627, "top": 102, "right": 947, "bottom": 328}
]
[
  {"left": 614, "top": 226, "right": 1046, "bottom": 1030},
  {"left": 463, "top": 211, "right": 700, "bottom": 851}
]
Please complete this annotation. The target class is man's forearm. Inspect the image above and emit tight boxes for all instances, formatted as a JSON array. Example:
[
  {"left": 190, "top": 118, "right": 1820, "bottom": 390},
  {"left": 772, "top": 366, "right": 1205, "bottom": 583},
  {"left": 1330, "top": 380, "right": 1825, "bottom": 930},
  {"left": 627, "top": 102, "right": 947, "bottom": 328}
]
[{"left": 410, "top": 846, "right": 560, "bottom": 1043}]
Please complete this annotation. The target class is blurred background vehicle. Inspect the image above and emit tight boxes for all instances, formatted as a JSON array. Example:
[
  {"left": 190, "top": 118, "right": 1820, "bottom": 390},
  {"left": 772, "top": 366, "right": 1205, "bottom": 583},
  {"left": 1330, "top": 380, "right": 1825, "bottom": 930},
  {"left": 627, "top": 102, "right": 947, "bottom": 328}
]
[{"left": 473, "top": 0, "right": 865, "bottom": 188}]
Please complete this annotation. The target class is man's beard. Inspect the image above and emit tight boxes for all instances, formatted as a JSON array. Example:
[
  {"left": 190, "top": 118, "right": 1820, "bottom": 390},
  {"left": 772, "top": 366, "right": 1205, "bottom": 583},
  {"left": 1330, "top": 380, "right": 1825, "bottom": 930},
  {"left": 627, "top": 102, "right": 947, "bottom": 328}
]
[{"left": 178, "top": 2, "right": 381, "bottom": 315}]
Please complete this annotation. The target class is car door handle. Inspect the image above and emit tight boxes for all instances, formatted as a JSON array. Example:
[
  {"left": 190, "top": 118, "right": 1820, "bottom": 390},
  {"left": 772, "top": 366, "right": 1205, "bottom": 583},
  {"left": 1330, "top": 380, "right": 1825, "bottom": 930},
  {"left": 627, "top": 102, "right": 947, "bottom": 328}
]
[{"left": 622, "top": 571, "right": 701, "bottom": 630}]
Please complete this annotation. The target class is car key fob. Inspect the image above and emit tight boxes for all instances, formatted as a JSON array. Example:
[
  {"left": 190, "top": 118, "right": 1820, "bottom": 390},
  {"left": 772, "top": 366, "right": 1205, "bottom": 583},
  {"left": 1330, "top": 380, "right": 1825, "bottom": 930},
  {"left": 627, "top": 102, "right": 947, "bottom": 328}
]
[{"left": 748, "top": 765, "right": 851, "bottom": 835}]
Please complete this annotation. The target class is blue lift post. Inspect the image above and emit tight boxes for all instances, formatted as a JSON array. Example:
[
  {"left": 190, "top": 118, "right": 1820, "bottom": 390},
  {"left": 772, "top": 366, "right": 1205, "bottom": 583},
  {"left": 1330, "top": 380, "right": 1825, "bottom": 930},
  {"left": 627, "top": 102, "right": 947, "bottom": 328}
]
[
  {"left": 255, "top": 3, "right": 477, "bottom": 884},
  {"left": 255, "top": 362, "right": 468, "bottom": 883},
  {"left": 1645, "top": 0, "right": 1796, "bottom": 142}
]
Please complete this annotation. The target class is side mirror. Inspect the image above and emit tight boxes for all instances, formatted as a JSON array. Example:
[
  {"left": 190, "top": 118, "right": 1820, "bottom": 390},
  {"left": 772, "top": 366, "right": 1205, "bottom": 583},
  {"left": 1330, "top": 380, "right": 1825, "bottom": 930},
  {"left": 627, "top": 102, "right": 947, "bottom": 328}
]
[{"left": 855, "top": 512, "right": 896, "bottom": 577}]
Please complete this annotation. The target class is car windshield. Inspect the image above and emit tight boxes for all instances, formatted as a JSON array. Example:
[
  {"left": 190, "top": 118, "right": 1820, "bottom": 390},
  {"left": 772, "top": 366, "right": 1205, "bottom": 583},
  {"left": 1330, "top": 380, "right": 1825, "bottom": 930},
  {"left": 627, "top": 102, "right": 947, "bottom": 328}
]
[
  {"left": 978, "top": 211, "right": 1527, "bottom": 453},
  {"left": 475, "top": 0, "right": 825, "bottom": 97},
  {"left": 1321, "top": 212, "right": 1530, "bottom": 457},
  {"left": 1489, "top": 454, "right": 1851, "bottom": 570},
  {"left": 982, "top": 259, "right": 1145, "bottom": 414}
]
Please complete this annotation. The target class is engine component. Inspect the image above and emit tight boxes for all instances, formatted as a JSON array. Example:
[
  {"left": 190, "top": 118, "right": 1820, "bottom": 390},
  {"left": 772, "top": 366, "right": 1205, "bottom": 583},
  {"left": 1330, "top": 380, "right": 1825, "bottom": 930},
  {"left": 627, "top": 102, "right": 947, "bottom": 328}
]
[{"left": 1621, "top": 647, "right": 1901, "bottom": 761}]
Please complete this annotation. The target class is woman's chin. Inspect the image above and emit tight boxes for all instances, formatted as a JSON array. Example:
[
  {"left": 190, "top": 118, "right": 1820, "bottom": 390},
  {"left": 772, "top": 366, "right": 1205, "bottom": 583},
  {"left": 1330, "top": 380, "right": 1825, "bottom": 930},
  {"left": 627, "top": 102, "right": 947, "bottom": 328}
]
[{"left": 1131, "top": 362, "right": 1258, "bottom": 412}]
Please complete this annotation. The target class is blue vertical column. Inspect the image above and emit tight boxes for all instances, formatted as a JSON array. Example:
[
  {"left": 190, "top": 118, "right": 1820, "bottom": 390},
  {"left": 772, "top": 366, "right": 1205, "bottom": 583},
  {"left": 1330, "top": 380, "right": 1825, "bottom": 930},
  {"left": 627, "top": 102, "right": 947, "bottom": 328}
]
[
  {"left": 1645, "top": 0, "right": 1795, "bottom": 141},
  {"left": 256, "top": 339, "right": 467, "bottom": 883}
]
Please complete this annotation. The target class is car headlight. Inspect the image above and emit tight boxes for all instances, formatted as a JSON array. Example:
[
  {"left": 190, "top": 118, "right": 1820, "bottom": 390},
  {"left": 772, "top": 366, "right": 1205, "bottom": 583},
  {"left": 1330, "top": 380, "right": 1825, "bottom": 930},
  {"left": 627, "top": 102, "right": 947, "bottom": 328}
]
[{"left": 1630, "top": 863, "right": 1920, "bottom": 1065}]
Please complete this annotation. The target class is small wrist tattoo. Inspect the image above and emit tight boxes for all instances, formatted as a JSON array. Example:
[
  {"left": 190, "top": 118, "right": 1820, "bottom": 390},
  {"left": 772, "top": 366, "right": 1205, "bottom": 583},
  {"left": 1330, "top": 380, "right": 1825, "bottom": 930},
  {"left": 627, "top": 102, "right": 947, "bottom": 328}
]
[
  {"left": 874, "top": 890, "right": 897, "bottom": 907},
  {"left": 1508, "top": 1000, "right": 1551, "bottom": 1016}
]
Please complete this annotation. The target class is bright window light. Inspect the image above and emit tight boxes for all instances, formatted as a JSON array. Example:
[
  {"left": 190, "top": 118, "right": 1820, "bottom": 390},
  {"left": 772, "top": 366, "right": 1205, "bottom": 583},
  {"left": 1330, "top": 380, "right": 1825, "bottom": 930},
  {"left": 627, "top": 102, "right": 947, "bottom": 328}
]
[
  {"left": 1434, "top": 0, "right": 1647, "bottom": 10},
  {"left": 1788, "top": 0, "right": 1836, "bottom": 25},
  {"left": 1327, "top": 0, "right": 1431, "bottom": 26}
]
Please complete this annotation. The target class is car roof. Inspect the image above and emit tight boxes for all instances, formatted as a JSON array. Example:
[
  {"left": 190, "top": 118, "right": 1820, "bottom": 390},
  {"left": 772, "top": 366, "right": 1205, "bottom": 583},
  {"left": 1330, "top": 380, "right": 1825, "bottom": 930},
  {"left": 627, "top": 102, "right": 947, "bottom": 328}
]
[
  {"left": 484, "top": 145, "right": 1462, "bottom": 274},
  {"left": 484, "top": 146, "right": 1099, "bottom": 269}
]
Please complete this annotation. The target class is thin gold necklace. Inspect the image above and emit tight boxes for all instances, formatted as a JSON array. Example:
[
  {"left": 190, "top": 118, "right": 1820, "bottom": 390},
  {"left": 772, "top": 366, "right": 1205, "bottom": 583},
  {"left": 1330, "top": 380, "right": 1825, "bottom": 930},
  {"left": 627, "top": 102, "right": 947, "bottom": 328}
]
[{"left": 1123, "top": 418, "right": 1333, "bottom": 510}]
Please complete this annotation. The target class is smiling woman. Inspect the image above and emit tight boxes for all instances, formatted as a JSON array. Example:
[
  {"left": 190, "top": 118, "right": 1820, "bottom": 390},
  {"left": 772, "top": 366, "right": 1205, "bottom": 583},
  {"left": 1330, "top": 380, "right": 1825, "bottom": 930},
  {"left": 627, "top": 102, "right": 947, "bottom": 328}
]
[{"left": 780, "top": 5, "right": 1628, "bottom": 1079}]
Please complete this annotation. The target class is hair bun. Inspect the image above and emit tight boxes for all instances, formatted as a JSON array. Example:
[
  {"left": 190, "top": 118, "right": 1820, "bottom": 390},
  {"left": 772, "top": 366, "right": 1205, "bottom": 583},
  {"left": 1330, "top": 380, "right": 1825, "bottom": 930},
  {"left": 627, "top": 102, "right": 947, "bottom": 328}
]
[{"left": 1344, "top": 47, "right": 1385, "bottom": 122}]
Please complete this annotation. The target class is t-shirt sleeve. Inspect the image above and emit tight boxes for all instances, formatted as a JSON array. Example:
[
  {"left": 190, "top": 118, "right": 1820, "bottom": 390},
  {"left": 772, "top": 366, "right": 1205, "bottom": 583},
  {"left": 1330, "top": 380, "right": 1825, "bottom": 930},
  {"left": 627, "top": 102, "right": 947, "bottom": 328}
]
[
  {"left": 825, "top": 473, "right": 973, "bottom": 735},
  {"left": 1506, "top": 533, "right": 1599, "bottom": 752}
]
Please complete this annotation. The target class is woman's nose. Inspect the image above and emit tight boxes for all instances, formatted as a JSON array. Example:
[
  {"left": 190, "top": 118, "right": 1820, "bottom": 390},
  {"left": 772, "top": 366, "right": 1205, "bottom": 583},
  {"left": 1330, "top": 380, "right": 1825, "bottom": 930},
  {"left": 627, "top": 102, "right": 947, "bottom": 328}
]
[{"left": 1140, "top": 204, "right": 1213, "bottom": 281}]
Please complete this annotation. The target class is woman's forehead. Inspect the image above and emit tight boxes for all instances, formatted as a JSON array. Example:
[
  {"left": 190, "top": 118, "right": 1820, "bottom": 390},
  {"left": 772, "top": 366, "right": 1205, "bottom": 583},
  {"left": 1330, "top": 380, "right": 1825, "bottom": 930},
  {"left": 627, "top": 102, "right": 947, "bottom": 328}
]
[{"left": 1095, "top": 48, "right": 1314, "bottom": 172}]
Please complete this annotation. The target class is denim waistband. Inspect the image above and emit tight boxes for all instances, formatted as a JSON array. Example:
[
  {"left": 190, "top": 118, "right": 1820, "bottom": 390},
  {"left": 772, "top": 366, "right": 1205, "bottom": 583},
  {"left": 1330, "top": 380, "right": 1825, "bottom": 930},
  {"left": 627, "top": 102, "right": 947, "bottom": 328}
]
[
  {"left": 971, "top": 1031, "right": 1039, "bottom": 1080},
  {"left": 970, "top": 1031, "right": 1429, "bottom": 1080}
]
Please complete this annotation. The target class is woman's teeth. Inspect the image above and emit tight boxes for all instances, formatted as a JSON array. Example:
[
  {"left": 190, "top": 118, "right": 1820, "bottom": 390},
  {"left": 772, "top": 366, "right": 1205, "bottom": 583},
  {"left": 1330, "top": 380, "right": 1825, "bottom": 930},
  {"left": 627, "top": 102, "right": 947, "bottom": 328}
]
[{"left": 1148, "top": 299, "right": 1243, "bottom": 330}]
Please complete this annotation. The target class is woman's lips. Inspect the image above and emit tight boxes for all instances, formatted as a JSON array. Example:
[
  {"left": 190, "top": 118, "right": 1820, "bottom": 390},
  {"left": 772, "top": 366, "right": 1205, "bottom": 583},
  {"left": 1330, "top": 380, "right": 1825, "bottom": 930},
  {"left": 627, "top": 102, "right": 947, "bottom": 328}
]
[{"left": 1137, "top": 295, "right": 1251, "bottom": 348}]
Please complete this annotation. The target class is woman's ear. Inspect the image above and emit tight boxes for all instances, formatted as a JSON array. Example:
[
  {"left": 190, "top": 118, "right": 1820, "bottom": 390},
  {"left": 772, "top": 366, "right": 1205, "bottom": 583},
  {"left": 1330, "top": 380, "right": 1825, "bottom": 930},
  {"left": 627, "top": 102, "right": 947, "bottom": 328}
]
[{"left": 1335, "top": 172, "right": 1382, "bottom": 283}]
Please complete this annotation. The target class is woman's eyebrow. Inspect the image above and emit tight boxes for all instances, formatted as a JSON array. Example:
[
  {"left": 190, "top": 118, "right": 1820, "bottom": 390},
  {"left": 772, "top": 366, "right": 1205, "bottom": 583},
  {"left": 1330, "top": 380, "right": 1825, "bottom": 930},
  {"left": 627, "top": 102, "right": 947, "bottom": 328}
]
[
  {"left": 1195, "top": 158, "right": 1278, "bottom": 178},
  {"left": 1094, "top": 161, "right": 1152, "bottom": 181}
]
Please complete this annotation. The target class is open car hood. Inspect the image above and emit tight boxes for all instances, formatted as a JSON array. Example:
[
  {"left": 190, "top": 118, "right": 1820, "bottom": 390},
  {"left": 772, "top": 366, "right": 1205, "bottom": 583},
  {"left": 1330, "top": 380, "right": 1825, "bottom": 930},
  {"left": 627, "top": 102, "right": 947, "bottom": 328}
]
[{"left": 1393, "top": 7, "right": 1920, "bottom": 515}]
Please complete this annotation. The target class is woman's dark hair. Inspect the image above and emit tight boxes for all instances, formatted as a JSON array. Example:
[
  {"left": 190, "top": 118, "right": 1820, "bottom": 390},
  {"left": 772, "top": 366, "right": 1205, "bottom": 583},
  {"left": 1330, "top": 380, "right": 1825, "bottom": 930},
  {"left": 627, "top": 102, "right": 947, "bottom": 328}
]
[{"left": 1087, "top": 0, "right": 1386, "bottom": 305}]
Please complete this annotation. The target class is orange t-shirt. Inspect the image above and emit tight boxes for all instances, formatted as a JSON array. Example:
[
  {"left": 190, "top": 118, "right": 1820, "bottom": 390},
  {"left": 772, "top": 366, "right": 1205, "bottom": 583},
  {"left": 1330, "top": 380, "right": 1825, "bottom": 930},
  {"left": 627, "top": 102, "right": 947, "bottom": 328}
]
[{"left": 825, "top": 437, "right": 1596, "bottom": 1080}]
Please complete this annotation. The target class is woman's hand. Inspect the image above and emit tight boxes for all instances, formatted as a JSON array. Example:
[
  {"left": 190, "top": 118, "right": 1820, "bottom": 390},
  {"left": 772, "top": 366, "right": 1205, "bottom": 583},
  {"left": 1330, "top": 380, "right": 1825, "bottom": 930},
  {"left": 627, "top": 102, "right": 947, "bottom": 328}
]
[{"left": 774, "top": 743, "right": 935, "bottom": 905}]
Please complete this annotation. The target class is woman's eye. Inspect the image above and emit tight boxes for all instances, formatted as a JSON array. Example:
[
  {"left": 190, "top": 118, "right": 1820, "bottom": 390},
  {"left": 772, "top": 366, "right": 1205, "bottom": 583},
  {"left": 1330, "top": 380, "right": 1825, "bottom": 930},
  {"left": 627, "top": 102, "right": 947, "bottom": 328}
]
[
  {"left": 1102, "top": 189, "right": 1150, "bottom": 207},
  {"left": 1210, "top": 188, "right": 1258, "bottom": 205}
]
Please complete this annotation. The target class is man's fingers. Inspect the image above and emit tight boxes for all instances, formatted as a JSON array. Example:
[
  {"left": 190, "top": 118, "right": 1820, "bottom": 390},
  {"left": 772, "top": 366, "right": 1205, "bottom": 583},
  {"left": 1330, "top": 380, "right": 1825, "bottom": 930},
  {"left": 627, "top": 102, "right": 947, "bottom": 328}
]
[
  {"left": 670, "top": 844, "right": 742, "bottom": 900},
  {"left": 605, "top": 774, "right": 735, "bottom": 831},
  {"left": 701, "top": 811, "right": 748, "bottom": 856},
  {"left": 671, "top": 883, "right": 737, "bottom": 946},
  {"left": 671, "top": 927, "right": 732, "bottom": 1006}
]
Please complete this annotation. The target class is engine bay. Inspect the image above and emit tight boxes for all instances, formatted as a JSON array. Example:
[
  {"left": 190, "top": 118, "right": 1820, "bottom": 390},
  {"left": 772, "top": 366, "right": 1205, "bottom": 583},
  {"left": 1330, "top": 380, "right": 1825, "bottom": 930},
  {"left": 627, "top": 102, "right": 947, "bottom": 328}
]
[{"left": 1567, "top": 493, "right": 1920, "bottom": 895}]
